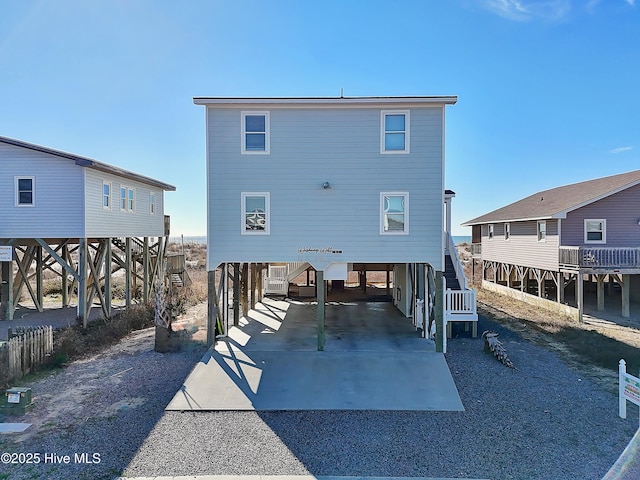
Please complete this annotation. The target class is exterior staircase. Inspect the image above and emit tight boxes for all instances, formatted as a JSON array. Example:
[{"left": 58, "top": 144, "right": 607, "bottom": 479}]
[
  {"left": 444, "top": 254, "right": 461, "bottom": 290},
  {"left": 264, "top": 262, "right": 312, "bottom": 295}
]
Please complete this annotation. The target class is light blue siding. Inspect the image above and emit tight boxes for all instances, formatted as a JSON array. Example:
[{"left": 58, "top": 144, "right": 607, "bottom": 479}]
[
  {"left": 1, "top": 142, "right": 167, "bottom": 239},
  {"left": 0, "top": 142, "right": 84, "bottom": 238},
  {"left": 84, "top": 169, "right": 165, "bottom": 237},
  {"left": 207, "top": 105, "right": 445, "bottom": 270}
]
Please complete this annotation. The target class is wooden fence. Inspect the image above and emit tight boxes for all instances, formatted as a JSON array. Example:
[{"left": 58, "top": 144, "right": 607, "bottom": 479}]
[{"left": 0, "top": 326, "right": 53, "bottom": 382}]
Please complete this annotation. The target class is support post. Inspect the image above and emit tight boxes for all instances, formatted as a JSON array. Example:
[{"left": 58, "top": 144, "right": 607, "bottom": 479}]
[
  {"left": 435, "top": 270, "right": 444, "bottom": 353},
  {"left": 36, "top": 246, "right": 43, "bottom": 311},
  {"left": 386, "top": 268, "right": 391, "bottom": 296},
  {"left": 317, "top": 270, "right": 325, "bottom": 351},
  {"left": 558, "top": 272, "right": 564, "bottom": 303},
  {"left": 1, "top": 260, "right": 14, "bottom": 321},
  {"left": 143, "top": 237, "right": 149, "bottom": 303},
  {"left": 78, "top": 238, "right": 88, "bottom": 327},
  {"left": 105, "top": 239, "right": 112, "bottom": 317},
  {"left": 207, "top": 269, "right": 216, "bottom": 348},
  {"left": 125, "top": 238, "right": 132, "bottom": 308},
  {"left": 62, "top": 245, "right": 69, "bottom": 307},
  {"left": 577, "top": 272, "right": 584, "bottom": 323},
  {"left": 250, "top": 263, "right": 257, "bottom": 309},
  {"left": 596, "top": 274, "right": 605, "bottom": 311},
  {"left": 257, "top": 263, "right": 264, "bottom": 301},
  {"left": 233, "top": 263, "right": 240, "bottom": 326},
  {"left": 241, "top": 263, "right": 249, "bottom": 317},
  {"left": 622, "top": 274, "right": 630, "bottom": 318}
]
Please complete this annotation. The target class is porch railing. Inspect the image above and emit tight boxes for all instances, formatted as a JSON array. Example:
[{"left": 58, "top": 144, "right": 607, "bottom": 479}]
[
  {"left": 559, "top": 246, "right": 640, "bottom": 269},
  {"left": 444, "top": 288, "right": 478, "bottom": 321}
]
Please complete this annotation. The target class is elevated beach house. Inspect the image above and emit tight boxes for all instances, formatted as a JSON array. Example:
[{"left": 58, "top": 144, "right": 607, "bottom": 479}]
[
  {"left": 463, "top": 170, "right": 640, "bottom": 321},
  {"left": 0, "top": 136, "right": 176, "bottom": 324},
  {"left": 194, "top": 96, "right": 476, "bottom": 352}
]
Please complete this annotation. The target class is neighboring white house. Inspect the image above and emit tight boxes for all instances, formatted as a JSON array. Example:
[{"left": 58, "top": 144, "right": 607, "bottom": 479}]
[
  {"left": 0, "top": 135, "right": 176, "bottom": 323},
  {"left": 194, "top": 96, "right": 475, "bottom": 351}
]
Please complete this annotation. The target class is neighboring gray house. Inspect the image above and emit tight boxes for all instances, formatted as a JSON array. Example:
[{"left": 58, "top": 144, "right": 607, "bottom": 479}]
[
  {"left": 463, "top": 170, "right": 640, "bottom": 321},
  {"left": 0, "top": 136, "right": 176, "bottom": 324},
  {"left": 194, "top": 96, "right": 476, "bottom": 351}
]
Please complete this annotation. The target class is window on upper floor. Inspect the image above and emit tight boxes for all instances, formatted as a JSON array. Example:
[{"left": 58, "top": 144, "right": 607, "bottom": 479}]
[
  {"left": 15, "top": 176, "right": 35, "bottom": 207},
  {"left": 241, "top": 111, "right": 270, "bottom": 154},
  {"left": 150, "top": 192, "right": 156, "bottom": 215},
  {"left": 585, "top": 219, "right": 606, "bottom": 243},
  {"left": 103, "top": 182, "right": 111, "bottom": 209},
  {"left": 538, "top": 220, "right": 547, "bottom": 242},
  {"left": 128, "top": 188, "right": 135, "bottom": 212},
  {"left": 504, "top": 222, "right": 510, "bottom": 240},
  {"left": 488, "top": 224, "right": 494, "bottom": 240},
  {"left": 120, "top": 186, "right": 127, "bottom": 211},
  {"left": 242, "top": 192, "right": 270, "bottom": 234},
  {"left": 381, "top": 192, "right": 409, "bottom": 235},
  {"left": 381, "top": 110, "right": 410, "bottom": 154}
]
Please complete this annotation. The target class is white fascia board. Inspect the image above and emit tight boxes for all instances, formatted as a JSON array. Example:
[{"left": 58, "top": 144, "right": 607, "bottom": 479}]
[
  {"left": 193, "top": 96, "right": 458, "bottom": 107},
  {"left": 462, "top": 215, "right": 555, "bottom": 226}
]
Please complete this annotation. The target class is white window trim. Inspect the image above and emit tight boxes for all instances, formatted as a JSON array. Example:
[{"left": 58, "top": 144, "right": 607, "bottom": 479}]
[
  {"left": 15, "top": 176, "right": 35, "bottom": 207},
  {"left": 150, "top": 192, "right": 156, "bottom": 215},
  {"left": 103, "top": 181, "right": 112, "bottom": 210},
  {"left": 380, "top": 110, "right": 410, "bottom": 154},
  {"left": 537, "top": 220, "right": 547, "bottom": 242},
  {"left": 584, "top": 219, "right": 606, "bottom": 244},
  {"left": 488, "top": 224, "right": 494, "bottom": 240},
  {"left": 504, "top": 222, "right": 510, "bottom": 241},
  {"left": 380, "top": 192, "right": 409, "bottom": 235},
  {"left": 241, "top": 192, "right": 270, "bottom": 235},
  {"left": 241, "top": 111, "right": 270, "bottom": 155},
  {"left": 120, "top": 186, "right": 127, "bottom": 211},
  {"left": 128, "top": 187, "right": 135, "bottom": 212}
]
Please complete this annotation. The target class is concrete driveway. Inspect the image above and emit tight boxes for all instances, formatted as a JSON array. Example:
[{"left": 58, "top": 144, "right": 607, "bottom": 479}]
[{"left": 167, "top": 298, "right": 464, "bottom": 411}]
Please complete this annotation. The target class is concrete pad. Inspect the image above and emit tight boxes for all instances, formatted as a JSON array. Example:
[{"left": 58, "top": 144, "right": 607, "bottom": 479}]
[
  {"left": 167, "top": 298, "right": 463, "bottom": 411},
  {"left": 0, "top": 422, "right": 31, "bottom": 433},
  {"left": 117, "top": 476, "right": 490, "bottom": 480}
]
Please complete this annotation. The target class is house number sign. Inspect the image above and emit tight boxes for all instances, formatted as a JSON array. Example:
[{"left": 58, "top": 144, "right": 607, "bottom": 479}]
[{"left": 0, "top": 246, "right": 12, "bottom": 262}]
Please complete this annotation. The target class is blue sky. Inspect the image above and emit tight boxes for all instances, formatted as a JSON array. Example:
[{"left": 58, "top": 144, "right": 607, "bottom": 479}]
[{"left": 1, "top": 0, "right": 638, "bottom": 236}]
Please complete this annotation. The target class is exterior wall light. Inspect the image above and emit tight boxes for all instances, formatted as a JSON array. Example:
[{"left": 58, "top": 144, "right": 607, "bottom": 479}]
[{"left": 323, "top": 182, "right": 331, "bottom": 189}]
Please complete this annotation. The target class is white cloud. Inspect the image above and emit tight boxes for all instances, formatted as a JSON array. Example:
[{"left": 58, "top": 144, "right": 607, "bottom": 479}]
[
  {"left": 481, "top": 0, "right": 572, "bottom": 21},
  {"left": 625, "top": 0, "right": 635, "bottom": 6},
  {"left": 609, "top": 146, "right": 633, "bottom": 154}
]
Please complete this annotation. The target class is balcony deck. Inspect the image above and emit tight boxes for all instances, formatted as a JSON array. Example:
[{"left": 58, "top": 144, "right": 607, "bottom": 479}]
[{"left": 559, "top": 246, "right": 640, "bottom": 273}]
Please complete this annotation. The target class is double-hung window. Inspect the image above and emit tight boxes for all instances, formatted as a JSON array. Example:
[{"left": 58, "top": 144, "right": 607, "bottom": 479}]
[
  {"left": 381, "top": 192, "right": 409, "bottom": 234},
  {"left": 488, "top": 224, "right": 494, "bottom": 240},
  {"left": 120, "top": 187, "right": 127, "bottom": 210},
  {"left": 242, "top": 192, "right": 270, "bottom": 234},
  {"left": 537, "top": 221, "right": 547, "bottom": 242},
  {"left": 241, "top": 111, "right": 270, "bottom": 154},
  {"left": 150, "top": 192, "right": 156, "bottom": 214},
  {"left": 15, "top": 176, "right": 35, "bottom": 206},
  {"left": 103, "top": 182, "right": 111, "bottom": 209},
  {"left": 504, "top": 223, "right": 510, "bottom": 240},
  {"left": 128, "top": 188, "right": 135, "bottom": 212},
  {"left": 585, "top": 219, "right": 606, "bottom": 243},
  {"left": 381, "top": 110, "right": 410, "bottom": 153}
]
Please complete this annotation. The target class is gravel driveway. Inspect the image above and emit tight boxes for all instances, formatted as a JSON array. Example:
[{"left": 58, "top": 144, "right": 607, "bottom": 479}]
[{"left": 1, "top": 309, "right": 637, "bottom": 480}]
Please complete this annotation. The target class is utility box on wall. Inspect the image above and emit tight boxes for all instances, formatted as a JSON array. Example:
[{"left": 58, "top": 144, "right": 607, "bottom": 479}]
[{"left": 2, "top": 387, "right": 33, "bottom": 415}]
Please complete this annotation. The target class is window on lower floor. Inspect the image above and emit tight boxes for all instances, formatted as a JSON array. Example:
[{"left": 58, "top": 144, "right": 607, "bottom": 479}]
[
  {"left": 103, "top": 182, "right": 111, "bottom": 209},
  {"left": 585, "top": 219, "right": 606, "bottom": 243},
  {"left": 538, "top": 220, "right": 547, "bottom": 241},
  {"left": 15, "top": 176, "right": 35, "bottom": 206},
  {"left": 242, "top": 192, "right": 270, "bottom": 234},
  {"left": 488, "top": 224, "right": 494, "bottom": 240},
  {"left": 504, "top": 222, "right": 510, "bottom": 240},
  {"left": 381, "top": 192, "right": 409, "bottom": 234},
  {"left": 150, "top": 192, "right": 156, "bottom": 214},
  {"left": 128, "top": 188, "right": 135, "bottom": 212}
]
